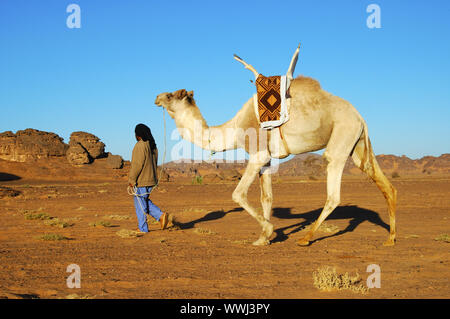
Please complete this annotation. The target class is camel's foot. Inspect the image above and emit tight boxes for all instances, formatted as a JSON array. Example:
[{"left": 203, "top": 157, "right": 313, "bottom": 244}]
[
  {"left": 263, "top": 222, "right": 274, "bottom": 238},
  {"left": 297, "top": 238, "right": 310, "bottom": 246},
  {"left": 252, "top": 237, "right": 270, "bottom": 246},
  {"left": 383, "top": 238, "right": 396, "bottom": 247}
]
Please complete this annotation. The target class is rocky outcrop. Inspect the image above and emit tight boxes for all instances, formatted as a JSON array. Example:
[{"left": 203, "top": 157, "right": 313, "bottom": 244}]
[
  {"left": 68, "top": 132, "right": 105, "bottom": 160},
  {"left": 106, "top": 153, "right": 124, "bottom": 169},
  {"left": 0, "top": 129, "right": 68, "bottom": 162},
  {"left": 66, "top": 132, "right": 106, "bottom": 165},
  {"left": 66, "top": 143, "right": 91, "bottom": 165},
  {"left": 0, "top": 129, "right": 124, "bottom": 169}
]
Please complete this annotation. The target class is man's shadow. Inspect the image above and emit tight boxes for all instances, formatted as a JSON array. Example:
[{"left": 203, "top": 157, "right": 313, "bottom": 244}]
[{"left": 271, "top": 205, "right": 389, "bottom": 244}]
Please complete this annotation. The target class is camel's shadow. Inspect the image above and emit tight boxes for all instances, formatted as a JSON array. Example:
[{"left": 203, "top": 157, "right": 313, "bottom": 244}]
[
  {"left": 174, "top": 207, "right": 243, "bottom": 230},
  {"left": 175, "top": 205, "right": 388, "bottom": 245},
  {"left": 271, "top": 205, "right": 389, "bottom": 244}
]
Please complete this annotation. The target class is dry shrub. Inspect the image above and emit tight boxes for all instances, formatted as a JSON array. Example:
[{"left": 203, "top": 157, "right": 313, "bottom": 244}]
[
  {"left": 104, "top": 214, "right": 130, "bottom": 220},
  {"left": 38, "top": 233, "right": 69, "bottom": 241},
  {"left": 24, "top": 212, "right": 52, "bottom": 220},
  {"left": 44, "top": 218, "right": 73, "bottom": 228},
  {"left": 313, "top": 266, "right": 368, "bottom": 294},
  {"left": 89, "top": 220, "right": 113, "bottom": 228},
  {"left": 434, "top": 234, "right": 450, "bottom": 243},
  {"left": 304, "top": 222, "right": 340, "bottom": 234},
  {"left": 193, "top": 228, "right": 216, "bottom": 235},
  {"left": 116, "top": 229, "right": 144, "bottom": 238}
]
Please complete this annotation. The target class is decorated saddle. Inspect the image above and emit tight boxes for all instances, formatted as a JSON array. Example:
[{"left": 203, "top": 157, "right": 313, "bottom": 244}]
[
  {"left": 234, "top": 44, "right": 300, "bottom": 130},
  {"left": 254, "top": 74, "right": 289, "bottom": 130}
]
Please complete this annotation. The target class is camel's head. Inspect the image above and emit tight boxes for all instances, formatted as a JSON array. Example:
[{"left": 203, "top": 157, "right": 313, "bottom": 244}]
[{"left": 155, "top": 89, "right": 195, "bottom": 118}]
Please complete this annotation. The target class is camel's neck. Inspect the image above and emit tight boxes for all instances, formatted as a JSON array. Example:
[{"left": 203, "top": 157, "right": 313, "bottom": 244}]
[{"left": 173, "top": 98, "right": 256, "bottom": 152}]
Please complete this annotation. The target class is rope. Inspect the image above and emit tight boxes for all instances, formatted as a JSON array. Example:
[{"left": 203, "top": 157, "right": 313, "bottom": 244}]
[{"left": 127, "top": 184, "right": 151, "bottom": 227}]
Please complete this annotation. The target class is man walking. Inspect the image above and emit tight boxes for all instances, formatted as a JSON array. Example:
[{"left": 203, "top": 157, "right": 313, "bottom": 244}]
[{"left": 128, "top": 123, "right": 168, "bottom": 233}]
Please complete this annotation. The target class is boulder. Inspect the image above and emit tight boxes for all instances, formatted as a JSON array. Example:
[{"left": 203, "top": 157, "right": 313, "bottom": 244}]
[
  {"left": 106, "top": 153, "right": 124, "bottom": 169},
  {"left": 69, "top": 132, "right": 105, "bottom": 160},
  {"left": 0, "top": 129, "right": 68, "bottom": 162},
  {"left": 66, "top": 143, "right": 90, "bottom": 165}
]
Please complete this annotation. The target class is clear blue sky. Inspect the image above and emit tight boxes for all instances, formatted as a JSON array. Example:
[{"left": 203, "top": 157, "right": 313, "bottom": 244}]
[{"left": 1, "top": 0, "right": 449, "bottom": 161}]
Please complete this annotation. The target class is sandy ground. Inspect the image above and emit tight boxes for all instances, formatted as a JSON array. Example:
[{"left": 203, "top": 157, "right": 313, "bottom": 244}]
[{"left": 0, "top": 174, "right": 449, "bottom": 299}]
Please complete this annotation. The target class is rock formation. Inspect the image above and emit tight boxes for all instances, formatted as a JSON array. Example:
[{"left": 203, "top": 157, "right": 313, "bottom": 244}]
[
  {"left": 67, "top": 132, "right": 105, "bottom": 165},
  {"left": 106, "top": 153, "right": 124, "bottom": 169},
  {"left": 0, "top": 129, "right": 68, "bottom": 162},
  {"left": 68, "top": 132, "right": 105, "bottom": 159},
  {"left": 66, "top": 143, "right": 91, "bottom": 165}
]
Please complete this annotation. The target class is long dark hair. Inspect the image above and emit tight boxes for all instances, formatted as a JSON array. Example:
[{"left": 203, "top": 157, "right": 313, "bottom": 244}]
[{"left": 135, "top": 123, "right": 156, "bottom": 150}]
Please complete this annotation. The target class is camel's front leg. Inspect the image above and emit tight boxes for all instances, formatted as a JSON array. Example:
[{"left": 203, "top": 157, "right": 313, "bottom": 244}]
[{"left": 232, "top": 157, "right": 273, "bottom": 246}]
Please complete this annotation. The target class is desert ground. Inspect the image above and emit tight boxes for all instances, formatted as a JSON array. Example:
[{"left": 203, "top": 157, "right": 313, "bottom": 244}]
[{"left": 0, "top": 158, "right": 449, "bottom": 299}]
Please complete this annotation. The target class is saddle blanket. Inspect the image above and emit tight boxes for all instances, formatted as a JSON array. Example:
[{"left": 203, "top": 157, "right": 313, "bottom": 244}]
[{"left": 253, "top": 74, "right": 290, "bottom": 129}]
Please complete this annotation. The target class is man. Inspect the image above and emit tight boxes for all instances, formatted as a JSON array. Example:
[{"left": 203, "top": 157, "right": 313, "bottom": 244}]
[{"left": 128, "top": 123, "right": 168, "bottom": 233}]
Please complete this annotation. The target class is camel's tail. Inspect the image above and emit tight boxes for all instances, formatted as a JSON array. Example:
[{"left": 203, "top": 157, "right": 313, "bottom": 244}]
[
  {"left": 358, "top": 118, "right": 374, "bottom": 171},
  {"left": 355, "top": 116, "right": 397, "bottom": 245}
]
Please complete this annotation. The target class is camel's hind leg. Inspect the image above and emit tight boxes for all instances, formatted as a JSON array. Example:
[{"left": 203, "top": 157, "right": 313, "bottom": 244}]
[
  {"left": 259, "top": 162, "right": 273, "bottom": 222},
  {"left": 297, "top": 155, "right": 347, "bottom": 246},
  {"left": 351, "top": 137, "right": 397, "bottom": 246},
  {"left": 297, "top": 125, "right": 361, "bottom": 246}
]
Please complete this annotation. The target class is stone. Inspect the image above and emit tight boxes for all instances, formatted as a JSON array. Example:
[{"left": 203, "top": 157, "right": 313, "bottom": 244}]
[
  {"left": 66, "top": 143, "right": 90, "bottom": 165},
  {"left": 69, "top": 132, "right": 105, "bottom": 160},
  {"left": 106, "top": 153, "right": 123, "bottom": 169},
  {"left": 0, "top": 129, "right": 68, "bottom": 162}
]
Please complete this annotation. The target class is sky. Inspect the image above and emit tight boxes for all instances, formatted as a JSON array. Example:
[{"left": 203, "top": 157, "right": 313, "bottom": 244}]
[{"left": 1, "top": 0, "right": 449, "bottom": 162}]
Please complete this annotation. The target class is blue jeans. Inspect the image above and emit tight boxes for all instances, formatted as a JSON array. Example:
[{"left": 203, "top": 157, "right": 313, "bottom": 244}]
[{"left": 133, "top": 186, "right": 163, "bottom": 232}]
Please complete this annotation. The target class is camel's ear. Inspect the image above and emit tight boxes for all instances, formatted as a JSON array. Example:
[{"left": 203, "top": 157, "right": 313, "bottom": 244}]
[
  {"left": 174, "top": 89, "right": 187, "bottom": 100},
  {"left": 186, "top": 90, "right": 194, "bottom": 104}
]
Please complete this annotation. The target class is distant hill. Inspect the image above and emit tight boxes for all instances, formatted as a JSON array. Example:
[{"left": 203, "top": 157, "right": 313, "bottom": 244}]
[
  {"left": 160, "top": 152, "right": 450, "bottom": 180},
  {"left": 275, "top": 153, "right": 450, "bottom": 177}
]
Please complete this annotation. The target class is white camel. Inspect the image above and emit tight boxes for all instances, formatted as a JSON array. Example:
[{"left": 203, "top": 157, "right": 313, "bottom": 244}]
[{"left": 154, "top": 45, "right": 397, "bottom": 247}]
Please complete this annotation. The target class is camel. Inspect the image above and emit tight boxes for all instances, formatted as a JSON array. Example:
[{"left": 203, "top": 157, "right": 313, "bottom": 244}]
[{"left": 154, "top": 45, "right": 397, "bottom": 247}]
